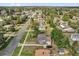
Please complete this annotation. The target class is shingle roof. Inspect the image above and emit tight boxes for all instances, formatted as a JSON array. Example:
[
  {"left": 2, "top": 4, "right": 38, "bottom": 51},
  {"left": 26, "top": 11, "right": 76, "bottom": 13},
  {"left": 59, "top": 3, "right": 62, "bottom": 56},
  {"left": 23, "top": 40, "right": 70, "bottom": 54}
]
[
  {"left": 37, "top": 34, "right": 47, "bottom": 44},
  {"left": 71, "top": 34, "right": 79, "bottom": 41},
  {"left": 58, "top": 48, "right": 64, "bottom": 52}
]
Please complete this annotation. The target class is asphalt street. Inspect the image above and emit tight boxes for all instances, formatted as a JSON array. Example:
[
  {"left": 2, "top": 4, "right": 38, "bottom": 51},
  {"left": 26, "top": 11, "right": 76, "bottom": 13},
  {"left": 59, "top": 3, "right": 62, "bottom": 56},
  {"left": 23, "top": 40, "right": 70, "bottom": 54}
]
[{"left": 0, "top": 21, "right": 29, "bottom": 56}]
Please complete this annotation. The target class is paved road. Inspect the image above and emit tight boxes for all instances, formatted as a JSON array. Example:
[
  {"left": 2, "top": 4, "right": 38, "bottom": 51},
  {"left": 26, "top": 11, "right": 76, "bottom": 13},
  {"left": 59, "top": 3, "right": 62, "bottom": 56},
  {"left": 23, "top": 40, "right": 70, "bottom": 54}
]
[{"left": 0, "top": 20, "right": 29, "bottom": 56}]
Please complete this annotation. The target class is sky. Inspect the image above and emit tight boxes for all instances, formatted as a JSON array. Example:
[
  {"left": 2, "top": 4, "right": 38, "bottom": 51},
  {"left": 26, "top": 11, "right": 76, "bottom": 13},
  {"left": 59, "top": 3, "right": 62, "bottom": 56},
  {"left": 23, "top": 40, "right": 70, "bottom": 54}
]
[{"left": 0, "top": 3, "right": 79, "bottom": 6}]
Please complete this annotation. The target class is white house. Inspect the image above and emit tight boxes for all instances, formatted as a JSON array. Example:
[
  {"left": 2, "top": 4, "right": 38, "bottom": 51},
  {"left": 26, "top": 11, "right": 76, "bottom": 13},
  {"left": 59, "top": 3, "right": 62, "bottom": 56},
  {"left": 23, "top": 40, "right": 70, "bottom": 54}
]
[
  {"left": 59, "top": 21, "right": 68, "bottom": 29},
  {"left": 38, "top": 20, "right": 45, "bottom": 31},
  {"left": 58, "top": 20, "right": 75, "bottom": 33},
  {"left": 3, "top": 25, "right": 13, "bottom": 31}
]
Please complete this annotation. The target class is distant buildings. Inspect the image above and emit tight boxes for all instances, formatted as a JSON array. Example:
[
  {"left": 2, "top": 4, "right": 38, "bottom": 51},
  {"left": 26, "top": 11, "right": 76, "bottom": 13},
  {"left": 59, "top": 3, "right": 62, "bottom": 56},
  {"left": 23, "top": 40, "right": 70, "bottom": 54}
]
[
  {"left": 0, "top": 9, "right": 6, "bottom": 15},
  {"left": 35, "top": 10, "right": 42, "bottom": 15},
  {"left": 35, "top": 49, "right": 50, "bottom": 56},
  {"left": 72, "top": 16, "right": 79, "bottom": 20}
]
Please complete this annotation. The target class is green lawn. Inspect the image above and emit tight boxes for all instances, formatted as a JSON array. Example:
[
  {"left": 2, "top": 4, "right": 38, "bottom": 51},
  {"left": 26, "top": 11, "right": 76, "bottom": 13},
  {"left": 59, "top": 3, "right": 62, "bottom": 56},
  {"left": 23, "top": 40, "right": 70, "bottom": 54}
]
[
  {"left": 51, "top": 28, "right": 70, "bottom": 48},
  {"left": 12, "top": 47, "right": 21, "bottom": 56},
  {"left": 21, "top": 47, "right": 34, "bottom": 56},
  {"left": 20, "top": 32, "right": 27, "bottom": 43},
  {"left": 74, "top": 53, "right": 79, "bottom": 56},
  {"left": 25, "top": 32, "right": 37, "bottom": 42},
  {"left": 21, "top": 46, "right": 43, "bottom": 56},
  {"left": 20, "top": 31, "right": 37, "bottom": 43},
  {"left": 12, "top": 46, "right": 43, "bottom": 56}
]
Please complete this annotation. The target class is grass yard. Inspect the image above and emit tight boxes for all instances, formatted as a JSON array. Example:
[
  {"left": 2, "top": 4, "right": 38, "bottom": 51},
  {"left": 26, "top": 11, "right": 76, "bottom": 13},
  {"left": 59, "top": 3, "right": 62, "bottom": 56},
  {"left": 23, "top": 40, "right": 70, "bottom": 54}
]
[
  {"left": 12, "top": 46, "right": 21, "bottom": 56},
  {"left": 63, "top": 32, "right": 74, "bottom": 38},
  {"left": 20, "top": 31, "right": 37, "bottom": 43},
  {"left": 20, "top": 32, "right": 27, "bottom": 43},
  {"left": 21, "top": 46, "right": 43, "bottom": 56},
  {"left": 12, "top": 46, "right": 43, "bottom": 56},
  {"left": 74, "top": 53, "right": 79, "bottom": 56},
  {"left": 25, "top": 32, "right": 37, "bottom": 42}
]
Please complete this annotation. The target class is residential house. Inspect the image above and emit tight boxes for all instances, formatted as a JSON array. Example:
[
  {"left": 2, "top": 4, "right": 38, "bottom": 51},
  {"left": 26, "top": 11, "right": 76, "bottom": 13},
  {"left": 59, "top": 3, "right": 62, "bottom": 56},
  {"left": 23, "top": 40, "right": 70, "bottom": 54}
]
[
  {"left": 58, "top": 48, "right": 65, "bottom": 56},
  {"left": 71, "top": 33, "right": 79, "bottom": 41},
  {"left": 70, "top": 33, "right": 79, "bottom": 46},
  {"left": 0, "top": 9, "right": 6, "bottom": 15},
  {"left": 37, "top": 34, "right": 51, "bottom": 47},
  {"left": 21, "top": 10, "right": 28, "bottom": 15},
  {"left": 37, "top": 34, "right": 47, "bottom": 45},
  {"left": 35, "top": 49, "right": 50, "bottom": 56},
  {"left": 58, "top": 20, "right": 75, "bottom": 33},
  {"left": 72, "top": 16, "right": 77, "bottom": 20},
  {"left": 72, "top": 16, "right": 79, "bottom": 20},
  {"left": 3, "top": 32, "right": 16, "bottom": 37},
  {"left": 70, "top": 33, "right": 79, "bottom": 53},
  {"left": 38, "top": 20, "right": 45, "bottom": 31},
  {"left": 3, "top": 25, "right": 13, "bottom": 31}
]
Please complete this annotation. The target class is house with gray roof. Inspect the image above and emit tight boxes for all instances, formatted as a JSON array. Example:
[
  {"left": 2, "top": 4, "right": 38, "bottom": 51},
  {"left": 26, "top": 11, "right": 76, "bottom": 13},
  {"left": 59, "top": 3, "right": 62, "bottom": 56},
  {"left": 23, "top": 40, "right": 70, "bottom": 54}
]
[
  {"left": 37, "top": 34, "right": 51, "bottom": 46},
  {"left": 70, "top": 33, "right": 79, "bottom": 46},
  {"left": 71, "top": 33, "right": 79, "bottom": 41},
  {"left": 70, "top": 34, "right": 79, "bottom": 53},
  {"left": 37, "top": 34, "right": 47, "bottom": 45},
  {"left": 58, "top": 48, "right": 65, "bottom": 55}
]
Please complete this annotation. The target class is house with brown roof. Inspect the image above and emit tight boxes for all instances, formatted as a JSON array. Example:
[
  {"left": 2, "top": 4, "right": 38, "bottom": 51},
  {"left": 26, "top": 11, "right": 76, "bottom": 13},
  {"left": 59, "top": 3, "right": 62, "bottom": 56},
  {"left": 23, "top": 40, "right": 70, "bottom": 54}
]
[{"left": 35, "top": 49, "right": 50, "bottom": 56}]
